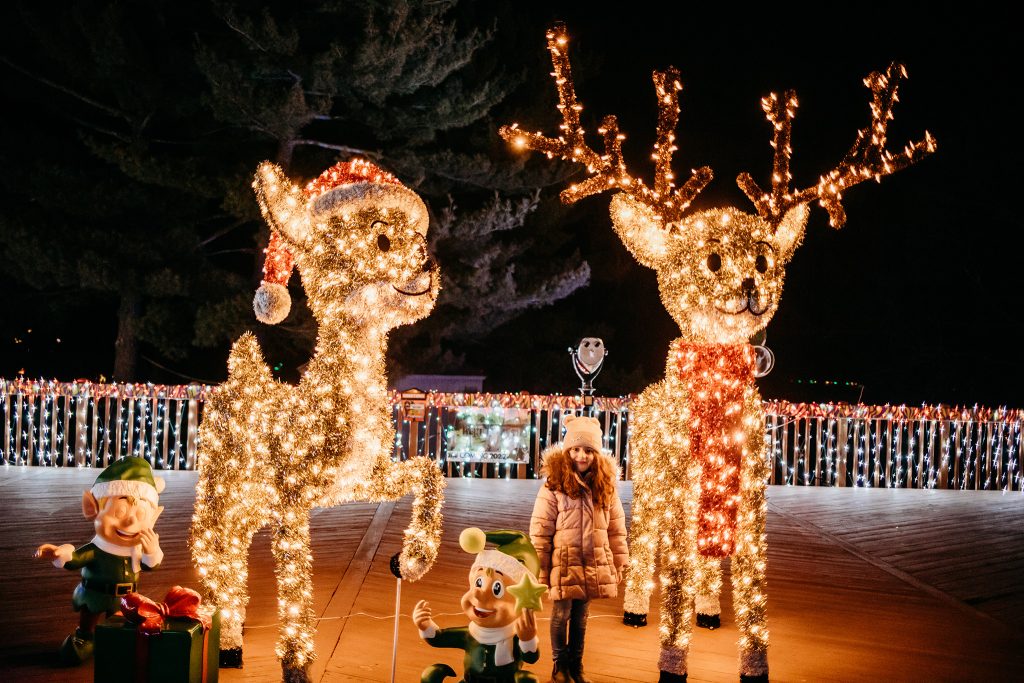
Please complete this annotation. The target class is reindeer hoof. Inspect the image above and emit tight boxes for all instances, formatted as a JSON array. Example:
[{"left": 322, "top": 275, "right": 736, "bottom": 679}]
[
  {"left": 389, "top": 552, "right": 403, "bottom": 579},
  {"left": 282, "top": 662, "right": 312, "bottom": 683},
  {"left": 696, "top": 613, "right": 721, "bottom": 630},
  {"left": 658, "top": 672, "right": 687, "bottom": 683},
  {"left": 740, "top": 675, "right": 768, "bottom": 683},
  {"left": 623, "top": 611, "right": 648, "bottom": 627},
  {"left": 219, "top": 647, "right": 243, "bottom": 668}
]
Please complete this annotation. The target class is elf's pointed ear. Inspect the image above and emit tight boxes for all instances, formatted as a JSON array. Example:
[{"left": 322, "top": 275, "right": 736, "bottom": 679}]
[
  {"left": 82, "top": 491, "right": 100, "bottom": 520},
  {"left": 152, "top": 506, "right": 164, "bottom": 525}
]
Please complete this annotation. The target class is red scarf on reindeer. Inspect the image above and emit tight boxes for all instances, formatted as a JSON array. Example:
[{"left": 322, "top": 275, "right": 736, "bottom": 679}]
[{"left": 673, "top": 341, "right": 756, "bottom": 558}]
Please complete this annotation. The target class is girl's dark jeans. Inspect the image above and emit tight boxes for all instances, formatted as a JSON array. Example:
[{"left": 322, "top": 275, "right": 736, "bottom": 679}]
[{"left": 549, "top": 597, "right": 590, "bottom": 662}]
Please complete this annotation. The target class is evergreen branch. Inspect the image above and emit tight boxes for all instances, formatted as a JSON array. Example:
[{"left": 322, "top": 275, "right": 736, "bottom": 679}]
[
  {"left": 0, "top": 54, "right": 127, "bottom": 120},
  {"left": 69, "top": 116, "right": 131, "bottom": 143},
  {"left": 198, "top": 220, "right": 249, "bottom": 248},
  {"left": 141, "top": 355, "right": 218, "bottom": 384},
  {"left": 223, "top": 15, "right": 268, "bottom": 52},
  {"left": 292, "top": 139, "right": 377, "bottom": 157},
  {"left": 205, "top": 248, "right": 257, "bottom": 256}
]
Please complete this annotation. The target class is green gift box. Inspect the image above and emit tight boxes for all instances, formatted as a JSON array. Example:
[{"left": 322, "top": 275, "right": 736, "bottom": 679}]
[{"left": 94, "top": 609, "right": 220, "bottom": 683}]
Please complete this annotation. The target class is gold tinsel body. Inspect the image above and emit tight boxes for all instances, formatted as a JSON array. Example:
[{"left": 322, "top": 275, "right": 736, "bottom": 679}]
[{"left": 190, "top": 162, "right": 445, "bottom": 678}]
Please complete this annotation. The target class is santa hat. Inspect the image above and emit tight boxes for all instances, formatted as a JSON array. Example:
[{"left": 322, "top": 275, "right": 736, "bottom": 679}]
[
  {"left": 253, "top": 159, "right": 429, "bottom": 325},
  {"left": 561, "top": 414, "right": 603, "bottom": 452},
  {"left": 90, "top": 456, "right": 165, "bottom": 507},
  {"left": 459, "top": 527, "right": 540, "bottom": 583}
]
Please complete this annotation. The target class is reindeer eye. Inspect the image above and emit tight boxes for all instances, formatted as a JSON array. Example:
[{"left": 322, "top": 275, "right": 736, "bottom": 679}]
[
  {"left": 755, "top": 254, "right": 769, "bottom": 273},
  {"left": 377, "top": 234, "right": 391, "bottom": 251},
  {"left": 707, "top": 253, "right": 722, "bottom": 272}
]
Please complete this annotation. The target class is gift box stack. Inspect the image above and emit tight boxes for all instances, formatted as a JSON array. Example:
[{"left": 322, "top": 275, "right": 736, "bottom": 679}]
[{"left": 95, "top": 586, "right": 220, "bottom": 683}]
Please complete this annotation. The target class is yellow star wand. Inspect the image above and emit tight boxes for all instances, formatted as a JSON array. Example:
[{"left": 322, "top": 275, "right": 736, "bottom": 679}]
[{"left": 508, "top": 573, "right": 547, "bottom": 612}]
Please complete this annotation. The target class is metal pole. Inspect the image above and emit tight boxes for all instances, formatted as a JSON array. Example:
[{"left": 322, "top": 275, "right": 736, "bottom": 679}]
[{"left": 390, "top": 575, "right": 401, "bottom": 683}]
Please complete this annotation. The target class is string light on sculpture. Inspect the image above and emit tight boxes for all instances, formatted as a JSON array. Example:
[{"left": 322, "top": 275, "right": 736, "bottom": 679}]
[
  {"left": 189, "top": 159, "right": 445, "bottom": 681},
  {"left": 501, "top": 22, "right": 935, "bottom": 682}
]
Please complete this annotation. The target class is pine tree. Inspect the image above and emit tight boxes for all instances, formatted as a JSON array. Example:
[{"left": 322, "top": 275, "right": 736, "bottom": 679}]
[
  {"left": 189, "top": 0, "right": 591, "bottom": 378},
  {"left": 0, "top": 1, "right": 245, "bottom": 381},
  {"left": 0, "top": 1, "right": 591, "bottom": 383}
]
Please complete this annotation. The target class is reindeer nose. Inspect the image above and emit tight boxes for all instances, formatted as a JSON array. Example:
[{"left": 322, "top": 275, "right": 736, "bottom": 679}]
[{"left": 742, "top": 277, "right": 756, "bottom": 293}]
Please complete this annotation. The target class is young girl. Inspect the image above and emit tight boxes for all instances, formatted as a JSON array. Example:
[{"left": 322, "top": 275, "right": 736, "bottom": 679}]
[{"left": 530, "top": 414, "right": 628, "bottom": 683}]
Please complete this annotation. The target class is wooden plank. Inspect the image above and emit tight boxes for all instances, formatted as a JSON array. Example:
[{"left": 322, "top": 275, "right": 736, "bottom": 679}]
[{"left": 1, "top": 472, "right": 1023, "bottom": 682}]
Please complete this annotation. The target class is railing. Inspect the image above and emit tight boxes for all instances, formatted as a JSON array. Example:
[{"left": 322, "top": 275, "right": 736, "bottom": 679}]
[{"left": 2, "top": 379, "right": 1021, "bottom": 492}]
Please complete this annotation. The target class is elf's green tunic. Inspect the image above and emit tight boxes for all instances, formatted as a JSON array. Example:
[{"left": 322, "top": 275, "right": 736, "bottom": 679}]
[
  {"left": 421, "top": 626, "right": 539, "bottom": 683},
  {"left": 62, "top": 542, "right": 159, "bottom": 614}
]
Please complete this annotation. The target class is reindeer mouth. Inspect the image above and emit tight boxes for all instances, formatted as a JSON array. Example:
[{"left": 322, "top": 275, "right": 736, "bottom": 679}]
[
  {"left": 718, "top": 291, "right": 771, "bottom": 317},
  {"left": 392, "top": 271, "right": 433, "bottom": 297}
]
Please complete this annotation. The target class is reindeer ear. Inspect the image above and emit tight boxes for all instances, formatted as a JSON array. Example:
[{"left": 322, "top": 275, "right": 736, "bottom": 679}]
[
  {"left": 253, "top": 162, "right": 311, "bottom": 246},
  {"left": 609, "top": 194, "right": 669, "bottom": 269},
  {"left": 775, "top": 204, "right": 810, "bottom": 263}
]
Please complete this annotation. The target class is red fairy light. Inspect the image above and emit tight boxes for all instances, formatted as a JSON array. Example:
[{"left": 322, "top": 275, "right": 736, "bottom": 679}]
[
  {"left": 675, "top": 341, "right": 756, "bottom": 558},
  {"left": 262, "top": 231, "right": 295, "bottom": 286},
  {"left": 303, "top": 158, "right": 403, "bottom": 199}
]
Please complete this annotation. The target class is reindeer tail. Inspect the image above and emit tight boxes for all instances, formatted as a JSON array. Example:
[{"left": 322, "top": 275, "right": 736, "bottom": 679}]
[{"left": 226, "top": 332, "right": 275, "bottom": 386}]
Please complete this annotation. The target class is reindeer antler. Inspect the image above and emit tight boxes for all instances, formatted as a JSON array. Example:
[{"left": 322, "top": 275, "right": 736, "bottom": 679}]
[
  {"left": 737, "top": 62, "right": 936, "bottom": 229},
  {"left": 499, "top": 23, "right": 712, "bottom": 227}
]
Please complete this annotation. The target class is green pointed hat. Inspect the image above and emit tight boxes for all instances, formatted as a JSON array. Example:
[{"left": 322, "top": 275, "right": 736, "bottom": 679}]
[
  {"left": 459, "top": 527, "right": 540, "bottom": 581},
  {"left": 91, "top": 456, "right": 165, "bottom": 506}
]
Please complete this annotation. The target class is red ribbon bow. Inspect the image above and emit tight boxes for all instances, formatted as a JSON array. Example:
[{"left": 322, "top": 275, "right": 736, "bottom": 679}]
[{"left": 121, "top": 586, "right": 210, "bottom": 636}]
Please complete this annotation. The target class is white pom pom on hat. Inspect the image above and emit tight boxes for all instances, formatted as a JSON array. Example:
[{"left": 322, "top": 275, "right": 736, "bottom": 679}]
[{"left": 253, "top": 282, "right": 292, "bottom": 325}]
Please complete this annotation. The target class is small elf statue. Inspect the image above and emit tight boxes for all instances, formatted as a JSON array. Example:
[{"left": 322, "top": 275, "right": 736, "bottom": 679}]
[
  {"left": 413, "top": 527, "right": 547, "bottom": 683},
  {"left": 34, "top": 456, "right": 165, "bottom": 665}
]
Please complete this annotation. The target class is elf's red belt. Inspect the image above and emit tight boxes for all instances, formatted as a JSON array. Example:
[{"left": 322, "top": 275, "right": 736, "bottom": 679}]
[{"left": 673, "top": 341, "right": 756, "bottom": 558}]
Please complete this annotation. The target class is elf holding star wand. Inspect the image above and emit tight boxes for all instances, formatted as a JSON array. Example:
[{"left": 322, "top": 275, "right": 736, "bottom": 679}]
[{"left": 413, "top": 527, "right": 548, "bottom": 683}]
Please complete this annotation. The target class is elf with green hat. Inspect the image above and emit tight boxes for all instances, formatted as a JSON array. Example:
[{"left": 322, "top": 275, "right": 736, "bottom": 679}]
[
  {"left": 35, "top": 456, "right": 165, "bottom": 665},
  {"left": 413, "top": 527, "right": 548, "bottom": 682}
]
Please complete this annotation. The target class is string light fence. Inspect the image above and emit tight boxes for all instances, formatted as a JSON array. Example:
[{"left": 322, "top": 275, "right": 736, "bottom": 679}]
[{"left": 2, "top": 379, "right": 1020, "bottom": 491}]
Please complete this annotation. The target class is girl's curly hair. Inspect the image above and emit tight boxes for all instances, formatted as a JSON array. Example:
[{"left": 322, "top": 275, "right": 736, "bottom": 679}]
[{"left": 540, "top": 446, "right": 618, "bottom": 508}]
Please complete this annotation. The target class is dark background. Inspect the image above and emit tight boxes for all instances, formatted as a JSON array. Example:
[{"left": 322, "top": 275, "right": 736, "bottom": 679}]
[
  {"left": 477, "top": 3, "right": 1021, "bottom": 407},
  {"left": 1, "top": 2, "right": 1019, "bottom": 408}
]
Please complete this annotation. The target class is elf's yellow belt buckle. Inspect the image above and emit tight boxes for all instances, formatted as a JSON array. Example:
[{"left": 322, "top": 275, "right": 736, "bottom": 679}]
[{"left": 114, "top": 582, "right": 135, "bottom": 595}]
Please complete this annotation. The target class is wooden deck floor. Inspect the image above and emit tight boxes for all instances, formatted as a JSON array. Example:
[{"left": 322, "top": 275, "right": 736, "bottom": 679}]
[{"left": 1, "top": 468, "right": 1022, "bottom": 682}]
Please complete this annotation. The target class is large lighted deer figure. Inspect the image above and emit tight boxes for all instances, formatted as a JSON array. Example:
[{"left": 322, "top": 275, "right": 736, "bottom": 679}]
[
  {"left": 190, "top": 160, "right": 446, "bottom": 682},
  {"left": 501, "top": 24, "right": 934, "bottom": 683}
]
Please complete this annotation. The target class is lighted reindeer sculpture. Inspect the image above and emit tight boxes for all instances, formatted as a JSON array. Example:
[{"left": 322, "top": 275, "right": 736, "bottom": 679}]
[
  {"left": 190, "top": 160, "right": 446, "bottom": 682},
  {"left": 501, "top": 24, "right": 934, "bottom": 683}
]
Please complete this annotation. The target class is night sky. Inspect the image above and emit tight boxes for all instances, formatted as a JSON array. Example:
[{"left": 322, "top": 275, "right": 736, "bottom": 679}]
[
  {"left": 1, "top": 3, "right": 1020, "bottom": 408},
  {"left": 492, "top": 3, "right": 1021, "bottom": 407}
]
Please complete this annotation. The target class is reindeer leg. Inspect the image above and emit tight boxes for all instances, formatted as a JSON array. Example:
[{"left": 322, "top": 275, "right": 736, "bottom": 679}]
[
  {"left": 361, "top": 454, "right": 445, "bottom": 581},
  {"left": 623, "top": 458, "right": 656, "bottom": 626},
  {"left": 731, "top": 396, "right": 770, "bottom": 682},
  {"left": 694, "top": 554, "right": 723, "bottom": 630},
  {"left": 191, "top": 483, "right": 257, "bottom": 667},
  {"left": 656, "top": 495, "right": 696, "bottom": 682},
  {"left": 275, "top": 508, "right": 316, "bottom": 683},
  {"left": 622, "top": 383, "right": 669, "bottom": 626}
]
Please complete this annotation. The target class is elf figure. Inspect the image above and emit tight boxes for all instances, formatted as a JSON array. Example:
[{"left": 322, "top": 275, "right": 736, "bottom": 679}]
[
  {"left": 35, "top": 456, "right": 165, "bottom": 665},
  {"left": 413, "top": 527, "right": 547, "bottom": 683}
]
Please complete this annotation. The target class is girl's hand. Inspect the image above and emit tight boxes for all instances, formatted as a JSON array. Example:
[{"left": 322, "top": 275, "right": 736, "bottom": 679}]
[{"left": 515, "top": 608, "right": 537, "bottom": 642}]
